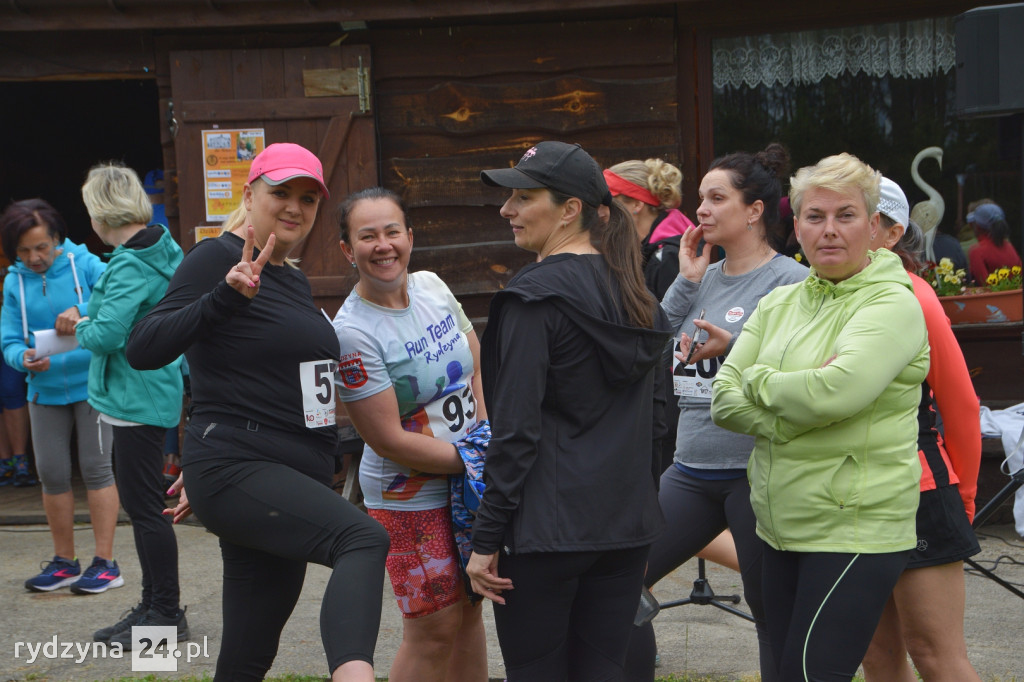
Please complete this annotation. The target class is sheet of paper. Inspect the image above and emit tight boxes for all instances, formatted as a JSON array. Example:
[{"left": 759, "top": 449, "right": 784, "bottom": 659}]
[{"left": 32, "top": 328, "right": 79, "bottom": 358}]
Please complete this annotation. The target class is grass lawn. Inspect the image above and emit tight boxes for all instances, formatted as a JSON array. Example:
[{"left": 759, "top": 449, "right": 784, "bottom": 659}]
[
  {"left": 81, "top": 671, "right": 774, "bottom": 675},
  {"left": 72, "top": 673, "right": 1020, "bottom": 682}
]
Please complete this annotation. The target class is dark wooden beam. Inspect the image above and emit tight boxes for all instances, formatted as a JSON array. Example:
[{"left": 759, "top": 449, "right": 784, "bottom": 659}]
[
  {"left": 0, "top": 0, "right": 675, "bottom": 31},
  {"left": 0, "top": 30, "right": 155, "bottom": 80},
  {"left": 675, "top": 8, "right": 699, "bottom": 217},
  {"left": 679, "top": 0, "right": 981, "bottom": 35},
  {"left": 177, "top": 96, "right": 357, "bottom": 122},
  {"left": 694, "top": 30, "right": 714, "bottom": 176}
]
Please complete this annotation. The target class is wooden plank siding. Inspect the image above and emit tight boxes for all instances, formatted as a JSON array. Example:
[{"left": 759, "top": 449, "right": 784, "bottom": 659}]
[
  {"left": 369, "top": 16, "right": 682, "bottom": 326},
  {"left": 166, "top": 45, "right": 377, "bottom": 314}
]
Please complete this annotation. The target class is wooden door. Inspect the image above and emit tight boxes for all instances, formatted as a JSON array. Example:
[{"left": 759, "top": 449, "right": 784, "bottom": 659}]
[{"left": 168, "top": 45, "right": 376, "bottom": 314}]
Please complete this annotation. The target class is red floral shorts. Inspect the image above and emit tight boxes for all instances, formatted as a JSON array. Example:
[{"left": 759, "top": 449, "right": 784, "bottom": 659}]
[{"left": 368, "top": 506, "right": 462, "bottom": 618}]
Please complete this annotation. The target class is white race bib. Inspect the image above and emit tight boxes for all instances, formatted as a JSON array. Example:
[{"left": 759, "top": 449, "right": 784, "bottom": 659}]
[
  {"left": 299, "top": 359, "right": 337, "bottom": 428},
  {"left": 421, "top": 384, "right": 477, "bottom": 443},
  {"left": 672, "top": 355, "right": 721, "bottom": 398}
]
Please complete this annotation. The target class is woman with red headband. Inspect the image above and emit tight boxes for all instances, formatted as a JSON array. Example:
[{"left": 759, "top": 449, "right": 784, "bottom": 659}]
[{"left": 603, "top": 159, "right": 695, "bottom": 300}]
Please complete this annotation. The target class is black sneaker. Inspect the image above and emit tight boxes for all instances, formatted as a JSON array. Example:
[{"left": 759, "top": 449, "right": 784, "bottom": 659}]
[
  {"left": 94, "top": 603, "right": 148, "bottom": 643},
  {"left": 108, "top": 606, "right": 189, "bottom": 650}
]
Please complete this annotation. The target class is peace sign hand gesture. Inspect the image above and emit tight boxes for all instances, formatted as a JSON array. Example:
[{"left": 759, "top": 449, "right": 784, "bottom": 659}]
[{"left": 226, "top": 226, "right": 275, "bottom": 299}]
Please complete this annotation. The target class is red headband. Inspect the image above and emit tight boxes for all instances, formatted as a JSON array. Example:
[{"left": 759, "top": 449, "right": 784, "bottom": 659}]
[{"left": 603, "top": 170, "right": 660, "bottom": 207}]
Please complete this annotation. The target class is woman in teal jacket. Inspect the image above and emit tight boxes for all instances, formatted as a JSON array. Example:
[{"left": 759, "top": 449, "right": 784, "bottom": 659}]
[
  {"left": 77, "top": 163, "right": 187, "bottom": 648},
  {"left": 0, "top": 198, "right": 119, "bottom": 593},
  {"left": 712, "top": 153, "right": 929, "bottom": 682}
]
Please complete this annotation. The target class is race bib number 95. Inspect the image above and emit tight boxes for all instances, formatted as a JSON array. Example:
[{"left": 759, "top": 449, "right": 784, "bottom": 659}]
[{"left": 299, "top": 359, "right": 337, "bottom": 428}]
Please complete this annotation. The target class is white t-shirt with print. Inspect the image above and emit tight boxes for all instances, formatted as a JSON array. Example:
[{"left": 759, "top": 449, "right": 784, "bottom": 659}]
[{"left": 333, "top": 271, "right": 477, "bottom": 511}]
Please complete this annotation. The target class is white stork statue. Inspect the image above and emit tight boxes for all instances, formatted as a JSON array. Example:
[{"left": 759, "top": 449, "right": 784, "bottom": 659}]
[{"left": 910, "top": 146, "right": 945, "bottom": 262}]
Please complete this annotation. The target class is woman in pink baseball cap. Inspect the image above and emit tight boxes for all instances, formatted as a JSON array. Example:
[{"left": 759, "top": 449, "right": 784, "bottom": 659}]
[{"left": 128, "top": 142, "right": 389, "bottom": 682}]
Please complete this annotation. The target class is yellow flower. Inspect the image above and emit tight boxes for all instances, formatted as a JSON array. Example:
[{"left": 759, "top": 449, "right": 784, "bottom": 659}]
[
  {"left": 987, "top": 273, "right": 999, "bottom": 285},
  {"left": 1013, "top": 265, "right": 1022, "bottom": 276},
  {"left": 945, "top": 275, "right": 959, "bottom": 284}
]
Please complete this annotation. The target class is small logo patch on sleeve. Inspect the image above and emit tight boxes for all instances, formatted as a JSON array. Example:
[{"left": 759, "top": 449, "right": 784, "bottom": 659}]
[{"left": 339, "top": 356, "right": 369, "bottom": 388}]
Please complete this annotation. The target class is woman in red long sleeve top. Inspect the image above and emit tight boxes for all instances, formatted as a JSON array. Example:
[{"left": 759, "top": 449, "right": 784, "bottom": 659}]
[
  {"left": 862, "top": 178, "right": 983, "bottom": 682},
  {"left": 967, "top": 202, "right": 1021, "bottom": 284},
  {"left": 912, "top": 270, "right": 980, "bottom": 520}
]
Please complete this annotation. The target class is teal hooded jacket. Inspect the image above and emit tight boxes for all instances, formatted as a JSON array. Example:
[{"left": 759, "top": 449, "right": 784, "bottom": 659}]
[
  {"left": 76, "top": 226, "right": 184, "bottom": 428},
  {"left": 1, "top": 241, "right": 105, "bottom": 405},
  {"left": 712, "top": 249, "right": 929, "bottom": 554}
]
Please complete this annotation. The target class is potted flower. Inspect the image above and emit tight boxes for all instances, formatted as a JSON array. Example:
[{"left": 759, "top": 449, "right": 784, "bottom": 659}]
[
  {"left": 922, "top": 259, "right": 1023, "bottom": 324},
  {"left": 986, "top": 265, "right": 1023, "bottom": 292}
]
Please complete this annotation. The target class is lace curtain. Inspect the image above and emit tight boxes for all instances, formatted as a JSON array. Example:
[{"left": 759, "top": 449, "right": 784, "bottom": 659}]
[{"left": 713, "top": 18, "right": 955, "bottom": 90}]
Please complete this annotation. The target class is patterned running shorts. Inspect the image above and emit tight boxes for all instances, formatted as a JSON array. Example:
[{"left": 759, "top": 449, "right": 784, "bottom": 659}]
[{"left": 368, "top": 506, "right": 463, "bottom": 618}]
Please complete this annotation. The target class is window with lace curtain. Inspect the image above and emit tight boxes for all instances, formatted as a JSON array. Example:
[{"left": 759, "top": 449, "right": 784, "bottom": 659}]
[{"left": 711, "top": 17, "right": 1019, "bottom": 244}]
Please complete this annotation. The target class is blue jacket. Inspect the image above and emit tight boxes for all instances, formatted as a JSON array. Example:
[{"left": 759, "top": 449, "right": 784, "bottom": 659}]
[
  {"left": 1, "top": 241, "right": 105, "bottom": 405},
  {"left": 76, "top": 226, "right": 184, "bottom": 427}
]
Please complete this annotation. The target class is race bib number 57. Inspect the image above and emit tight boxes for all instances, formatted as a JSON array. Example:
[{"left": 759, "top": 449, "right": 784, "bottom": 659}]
[{"left": 299, "top": 359, "right": 337, "bottom": 428}]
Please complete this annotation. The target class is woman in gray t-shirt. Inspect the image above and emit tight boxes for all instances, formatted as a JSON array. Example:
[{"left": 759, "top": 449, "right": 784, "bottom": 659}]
[{"left": 625, "top": 144, "right": 807, "bottom": 681}]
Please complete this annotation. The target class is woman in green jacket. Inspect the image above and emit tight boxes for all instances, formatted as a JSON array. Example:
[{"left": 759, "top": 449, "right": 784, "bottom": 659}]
[
  {"left": 712, "top": 153, "right": 929, "bottom": 682},
  {"left": 76, "top": 162, "right": 188, "bottom": 649}
]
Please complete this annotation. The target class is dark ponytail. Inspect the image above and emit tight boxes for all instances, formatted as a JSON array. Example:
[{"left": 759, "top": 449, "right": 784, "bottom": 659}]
[
  {"left": 548, "top": 190, "right": 655, "bottom": 329},
  {"left": 987, "top": 217, "right": 1011, "bottom": 247}
]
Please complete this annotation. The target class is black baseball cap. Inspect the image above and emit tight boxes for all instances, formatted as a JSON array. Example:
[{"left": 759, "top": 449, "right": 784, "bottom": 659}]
[{"left": 481, "top": 141, "right": 613, "bottom": 207}]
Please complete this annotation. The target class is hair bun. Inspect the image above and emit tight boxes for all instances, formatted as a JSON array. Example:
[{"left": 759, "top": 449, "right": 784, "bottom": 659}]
[{"left": 754, "top": 143, "right": 790, "bottom": 179}]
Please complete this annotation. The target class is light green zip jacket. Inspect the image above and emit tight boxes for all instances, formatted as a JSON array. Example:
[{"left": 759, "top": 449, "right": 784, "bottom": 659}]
[{"left": 712, "top": 249, "right": 929, "bottom": 553}]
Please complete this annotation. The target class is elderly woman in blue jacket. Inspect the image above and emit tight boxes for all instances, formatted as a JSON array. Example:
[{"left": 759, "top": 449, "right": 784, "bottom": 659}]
[
  {"left": 0, "top": 198, "right": 119, "bottom": 593},
  {"left": 76, "top": 162, "right": 188, "bottom": 648}
]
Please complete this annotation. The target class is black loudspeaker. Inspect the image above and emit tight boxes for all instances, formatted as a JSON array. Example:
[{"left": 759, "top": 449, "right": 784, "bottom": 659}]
[{"left": 955, "top": 3, "right": 1024, "bottom": 118}]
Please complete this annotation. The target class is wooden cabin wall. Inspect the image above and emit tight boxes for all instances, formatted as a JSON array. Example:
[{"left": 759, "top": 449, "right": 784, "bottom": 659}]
[{"left": 367, "top": 15, "right": 681, "bottom": 325}]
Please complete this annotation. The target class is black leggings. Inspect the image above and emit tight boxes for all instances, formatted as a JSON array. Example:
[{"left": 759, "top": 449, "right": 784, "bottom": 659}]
[
  {"left": 762, "top": 545, "right": 910, "bottom": 682},
  {"left": 493, "top": 545, "right": 649, "bottom": 682},
  {"left": 183, "top": 422, "right": 389, "bottom": 680},
  {"left": 624, "top": 466, "right": 773, "bottom": 682},
  {"left": 112, "top": 424, "right": 180, "bottom": 616}
]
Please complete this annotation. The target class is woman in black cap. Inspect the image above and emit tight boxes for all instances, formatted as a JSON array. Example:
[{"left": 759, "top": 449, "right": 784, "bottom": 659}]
[{"left": 467, "top": 141, "right": 673, "bottom": 680}]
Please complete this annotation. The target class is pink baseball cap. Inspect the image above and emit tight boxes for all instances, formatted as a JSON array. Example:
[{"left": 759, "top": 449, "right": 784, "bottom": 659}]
[{"left": 247, "top": 143, "right": 330, "bottom": 198}]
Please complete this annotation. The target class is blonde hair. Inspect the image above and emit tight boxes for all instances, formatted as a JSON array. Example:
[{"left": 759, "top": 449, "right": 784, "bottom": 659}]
[
  {"left": 789, "top": 153, "right": 880, "bottom": 219},
  {"left": 81, "top": 162, "right": 153, "bottom": 228},
  {"left": 607, "top": 158, "right": 682, "bottom": 211},
  {"left": 222, "top": 185, "right": 300, "bottom": 269},
  {"left": 218, "top": 204, "right": 248, "bottom": 236}
]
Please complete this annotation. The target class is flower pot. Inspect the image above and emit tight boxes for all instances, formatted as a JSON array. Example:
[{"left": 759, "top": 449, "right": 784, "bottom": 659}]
[{"left": 939, "top": 288, "right": 1023, "bottom": 324}]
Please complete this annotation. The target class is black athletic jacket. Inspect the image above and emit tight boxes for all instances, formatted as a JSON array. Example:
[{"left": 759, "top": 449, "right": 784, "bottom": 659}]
[{"left": 471, "top": 254, "right": 672, "bottom": 555}]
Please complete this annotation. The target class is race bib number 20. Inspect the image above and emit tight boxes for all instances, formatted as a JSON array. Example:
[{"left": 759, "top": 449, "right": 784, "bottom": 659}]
[
  {"left": 299, "top": 359, "right": 337, "bottom": 428},
  {"left": 672, "top": 351, "right": 721, "bottom": 398}
]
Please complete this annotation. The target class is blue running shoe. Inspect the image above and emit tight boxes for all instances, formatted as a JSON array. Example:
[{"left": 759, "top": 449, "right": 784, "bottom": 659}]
[
  {"left": 25, "top": 556, "right": 80, "bottom": 592},
  {"left": 12, "top": 454, "right": 38, "bottom": 487},
  {"left": 71, "top": 556, "right": 124, "bottom": 594}
]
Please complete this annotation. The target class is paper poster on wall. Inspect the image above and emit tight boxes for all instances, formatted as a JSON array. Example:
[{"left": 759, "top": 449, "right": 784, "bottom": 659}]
[
  {"left": 194, "top": 226, "right": 224, "bottom": 243},
  {"left": 202, "top": 128, "right": 265, "bottom": 222}
]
